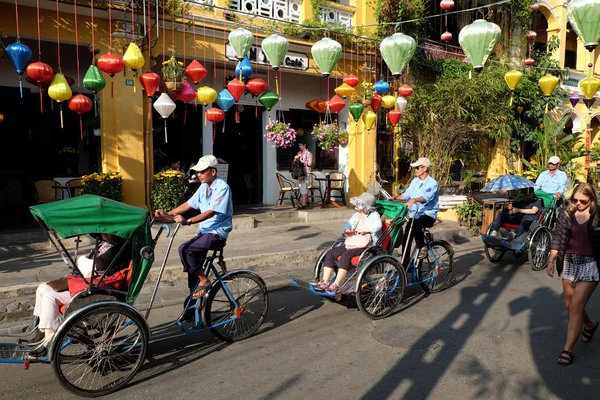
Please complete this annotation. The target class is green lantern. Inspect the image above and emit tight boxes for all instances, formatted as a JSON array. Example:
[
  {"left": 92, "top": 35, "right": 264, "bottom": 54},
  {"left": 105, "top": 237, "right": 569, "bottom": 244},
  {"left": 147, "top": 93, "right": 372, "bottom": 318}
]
[
  {"left": 261, "top": 34, "right": 289, "bottom": 71},
  {"left": 567, "top": 0, "right": 600, "bottom": 51},
  {"left": 349, "top": 102, "right": 364, "bottom": 123},
  {"left": 229, "top": 28, "right": 254, "bottom": 60},
  {"left": 311, "top": 37, "right": 342, "bottom": 77},
  {"left": 458, "top": 19, "right": 501, "bottom": 71},
  {"left": 83, "top": 64, "right": 106, "bottom": 93},
  {"left": 379, "top": 33, "right": 417, "bottom": 78},
  {"left": 259, "top": 90, "right": 279, "bottom": 111}
]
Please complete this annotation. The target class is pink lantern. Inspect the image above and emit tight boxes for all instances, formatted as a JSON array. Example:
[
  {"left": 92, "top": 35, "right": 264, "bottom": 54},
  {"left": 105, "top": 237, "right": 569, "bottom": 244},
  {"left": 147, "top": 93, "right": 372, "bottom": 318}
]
[
  {"left": 441, "top": 32, "right": 453, "bottom": 42},
  {"left": 440, "top": 0, "right": 454, "bottom": 11}
]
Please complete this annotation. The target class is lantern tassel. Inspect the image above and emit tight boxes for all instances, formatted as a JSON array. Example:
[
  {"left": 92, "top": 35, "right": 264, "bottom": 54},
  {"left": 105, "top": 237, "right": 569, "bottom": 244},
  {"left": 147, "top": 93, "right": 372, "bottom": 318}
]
[
  {"left": 51, "top": 99, "right": 54, "bottom": 111},
  {"left": 509, "top": 93, "right": 513, "bottom": 107},
  {"left": 111, "top": 80, "right": 114, "bottom": 98},
  {"left": 222, "top": 116, "right": 226, "bottom": 133},
  {"left": 39, "top": 89, "right": 43, "bottom": 113},
  {"left": 164, "top": 120, "right": 168, "bottom": 143},
  {"left": 60, "top": 104, "right": 64, "bottom": 129},
  {"left": 94, "top": 95, "right": 98, "bottom": 116},
  {"left": 545, "top": 100, "right": 549, "bottom": 113},
  {"left": 275, "top": 75, "right": 279, "bottom": 96},
  {"left": 80, "top": 116, "right": 84, "bottom": 141},
  {"left": 468, "top": 70, "right": 472, "bottom": 80},
  {"left": 184, "top": 106, "right": 187, "bottom": 125},
  {"left": 133, "top": 71, "right": 137, "bottom": 93},
  {"left": 212, "top": 126, "right": 216, "bottom": 146},
  {"left": 255, "top": 102, "right": 258, "bottom": 118},
  {"left": 19, "top": 76, "right": 23, "bottom": 98}
]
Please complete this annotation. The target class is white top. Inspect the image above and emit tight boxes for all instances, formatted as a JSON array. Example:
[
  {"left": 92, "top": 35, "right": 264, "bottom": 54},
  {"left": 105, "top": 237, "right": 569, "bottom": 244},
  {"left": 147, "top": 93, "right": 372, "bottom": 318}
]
[{"left": 342, "top": 211, "right": 383, "bottom": 243}]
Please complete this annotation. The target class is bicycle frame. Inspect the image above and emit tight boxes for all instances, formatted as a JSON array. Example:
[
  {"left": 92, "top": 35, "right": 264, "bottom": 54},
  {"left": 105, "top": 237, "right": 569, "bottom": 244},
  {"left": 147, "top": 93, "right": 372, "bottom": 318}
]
[{"left": 402, "top": 230, "right": 440, "bottom": 286}]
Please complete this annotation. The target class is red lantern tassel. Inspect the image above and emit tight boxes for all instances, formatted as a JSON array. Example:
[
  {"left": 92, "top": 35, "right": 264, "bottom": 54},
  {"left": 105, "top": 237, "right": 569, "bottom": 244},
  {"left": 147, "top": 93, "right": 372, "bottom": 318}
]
[
  {"left": 255, "top": 102, "right": 258, "bottom": 118},
  {"left": 111, "top": 80, "right": 114, "bottom": 98},
  {"left": 212, "top": 125, "right": 216, "bottom": 146},
  {"left": 184, "top": 105, "right": 187, "bottom": 125},
  {"left": 39, "top": 89, "right": 43, "bottom": 113},
  {"left": 80, "top": 115, "right": 83, "bottom": 141}
]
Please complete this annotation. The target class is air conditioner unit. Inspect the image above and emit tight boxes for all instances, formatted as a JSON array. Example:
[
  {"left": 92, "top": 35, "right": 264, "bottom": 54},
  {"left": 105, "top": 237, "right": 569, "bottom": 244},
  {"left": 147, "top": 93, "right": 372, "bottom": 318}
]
[{"left": 113, "top": 21, "right": 145, "bottom": 41}]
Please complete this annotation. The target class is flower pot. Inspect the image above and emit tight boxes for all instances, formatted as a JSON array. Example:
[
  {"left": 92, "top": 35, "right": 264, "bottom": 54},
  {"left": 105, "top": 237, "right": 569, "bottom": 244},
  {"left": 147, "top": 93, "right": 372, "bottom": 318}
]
[
  {"left": 165, "top": 81, "right": 182, "bottom": 92},
  {"left": 362, "top": 99, "right": 372, "bottom": 107},
  {"left": 339, "top": 139, "right": 348, "bottom": 148}
]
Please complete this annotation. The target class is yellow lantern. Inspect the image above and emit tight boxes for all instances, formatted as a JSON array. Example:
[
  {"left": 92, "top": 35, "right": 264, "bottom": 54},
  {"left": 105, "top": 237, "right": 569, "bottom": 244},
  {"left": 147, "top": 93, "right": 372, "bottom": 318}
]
[
  {"left": 196, "top": 86, "right": 218, "bottom": 105},
  {"left": 381, "top": 95, "right": 395, "bottom": 109},
  {"left": 363, "top": 110, "right": 377, "bottom": 130},
  {"left": 538, "top": 74, "right": 559, "bottom": 112},
  {"left": 334, "top": 83, "right": 356, "bottom": 98},
  {"left": 504, "top": 69, "right": 523, "bottom": 106},
  {"left": 123, "top": 43, "right": 145, "bottom": 93},
  {"left": 48, "top": 73, "right": 72, "bottom": 129},
  {"left": 580, "top": 76, "right": 600, "bottom": 100}
]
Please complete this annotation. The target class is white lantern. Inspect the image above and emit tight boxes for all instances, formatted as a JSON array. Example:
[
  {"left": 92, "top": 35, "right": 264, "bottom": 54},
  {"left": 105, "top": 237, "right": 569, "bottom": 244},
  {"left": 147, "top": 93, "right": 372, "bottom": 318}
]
[
  {"left": 396, "top": 96, "right": 408, "bottom": 113},
  {"left": 153, "top": 93, "right": 176, "bottom": 143}
]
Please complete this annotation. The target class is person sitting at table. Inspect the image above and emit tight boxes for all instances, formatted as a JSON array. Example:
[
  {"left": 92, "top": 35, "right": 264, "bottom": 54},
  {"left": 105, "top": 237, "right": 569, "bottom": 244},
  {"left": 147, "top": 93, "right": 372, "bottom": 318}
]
[{"left": 488, "top": 188, "right": 543, "bottom": 240}]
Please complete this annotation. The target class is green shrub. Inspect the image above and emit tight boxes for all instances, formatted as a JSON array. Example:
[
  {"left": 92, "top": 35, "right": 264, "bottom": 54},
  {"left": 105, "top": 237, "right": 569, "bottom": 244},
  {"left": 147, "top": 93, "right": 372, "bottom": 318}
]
[
  {"left": 151, "top": 170, "right": 187, "bottom": 212},
  {"left": 81, "top": 172, "right": 123, "bottom": 202},
  {"left": 455, "top": 201, "right": 482, "bottom": 235}
]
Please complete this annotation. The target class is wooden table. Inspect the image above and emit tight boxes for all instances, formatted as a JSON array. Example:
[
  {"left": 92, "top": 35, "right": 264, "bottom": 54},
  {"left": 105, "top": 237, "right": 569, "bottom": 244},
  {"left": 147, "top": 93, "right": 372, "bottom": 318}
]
[
  {"left": 314, "top": 177, "right": 344, "bottom": 208},
  {"left": 53, "top": 185, "right": 81, "bottom": 199}
]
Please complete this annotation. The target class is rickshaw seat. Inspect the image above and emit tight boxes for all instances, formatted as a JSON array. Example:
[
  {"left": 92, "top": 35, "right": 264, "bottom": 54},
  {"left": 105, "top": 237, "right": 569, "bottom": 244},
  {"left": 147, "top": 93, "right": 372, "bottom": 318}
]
[
  {"left": 337, "top": 221, "right": 391, "bottom": 266},
  {"left": 501, "top": 223, "right": 520, "bottom": 231}
]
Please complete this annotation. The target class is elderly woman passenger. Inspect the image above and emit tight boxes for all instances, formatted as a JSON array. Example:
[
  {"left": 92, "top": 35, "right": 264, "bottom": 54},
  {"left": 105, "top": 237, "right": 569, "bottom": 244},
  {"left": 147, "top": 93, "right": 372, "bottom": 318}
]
[{"left": 316, "top": 192, "right": 382, "bottom": 294}]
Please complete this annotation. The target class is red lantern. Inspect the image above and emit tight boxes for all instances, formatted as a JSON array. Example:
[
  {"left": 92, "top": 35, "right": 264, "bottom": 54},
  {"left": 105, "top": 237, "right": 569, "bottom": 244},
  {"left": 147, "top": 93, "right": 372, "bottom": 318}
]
[
  {"left": 306, "top": 98, "right": 328, "bottom": 113},
  {"left": 328, "top": 95, "right": 346, "bottom": 114},
  {"left": 227, "top": 78, "right": 245, "bottom": 102},
  {"left": 398, "top": 84, "right": 413, "bottom": 97},
  {"left": 441, "top": 31, "right": 453, "bottom": 42},
  {"left": 139, "top": 72, "right": 161, "bottom": 98},
  {"left": 343, "top": 74, "right": 360, "bottom": 88},
  {"left": 388, "top": 110, "right": 401, "bottom": 127},
  {"left": 526, "top": 31, "right": 537, "bottom": 41},
  {"left": 206, "top": 107, "right": 225, "bottom": 123},
  {"left": 26, "top": 74, "right": 74, "bottom": 90},
  {"left": 531, "top": 2, "right": 539, "bottom": 13},
  {"left": 371, "top": 94, "right": 382, "bottom": 112},
  {"left": 97, "top": 53, "right": 125, "bottom": 77},
  {"left": 26, "top": 61, "right": 54, "bottom": 113},
  {"left": 246, "top": 78, "right": 268, "bottom": 96},
  {"left": 68, "top": 94, "right": 93, "bottom": 140},
  {"left": 524, "top": 57, "right": 535, "bottom": 66},
  {"left": 185, "top": 60, "right": 208, "bottom": 84},
  {"left": 440, "top": 0, "right": 454, "bottom": 11}
]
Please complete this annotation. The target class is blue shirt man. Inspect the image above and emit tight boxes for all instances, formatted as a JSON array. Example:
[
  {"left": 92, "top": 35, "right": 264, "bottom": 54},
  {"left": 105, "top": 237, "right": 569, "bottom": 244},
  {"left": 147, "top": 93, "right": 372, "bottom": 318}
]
[
  {"left": 535, "top": 156, "right": 567, "bottom": 200},
  {"left": 187, "top": 177, "right": 233, "bottom": 239}
]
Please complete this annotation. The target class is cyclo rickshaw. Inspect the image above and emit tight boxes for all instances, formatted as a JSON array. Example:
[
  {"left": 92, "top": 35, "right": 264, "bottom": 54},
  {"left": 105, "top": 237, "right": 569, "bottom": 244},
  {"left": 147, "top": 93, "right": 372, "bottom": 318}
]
[
  {"left": 291, "top": 200, "right": 454, "bottom": 319},
  {"left": 0, "top": 195, "right": 268, "bottom": 397},
  {"left": 481, "top": 189, "right": 559, "bottom": 270}
]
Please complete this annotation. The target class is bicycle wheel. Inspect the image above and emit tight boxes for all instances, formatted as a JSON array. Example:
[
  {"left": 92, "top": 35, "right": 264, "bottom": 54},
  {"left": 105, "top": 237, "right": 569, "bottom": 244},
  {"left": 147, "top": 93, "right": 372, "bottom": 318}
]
[
  {"left": 484, "top": 225, "right": 505, "bottom": 263},
  {"left": 52, "top": 304, "right": 148, "bottom": 398},
  {"left": 355, "top": 256, "right": 406, "bottom": 320},
  {"left": 528, "top": 226, "right": 551, "bottom": 271},
  {"left": 418, "top": 240, "right": 454, "bottom": 293},
  {"left": 205, "top": 271, "right": 269, "bottom": 342}
]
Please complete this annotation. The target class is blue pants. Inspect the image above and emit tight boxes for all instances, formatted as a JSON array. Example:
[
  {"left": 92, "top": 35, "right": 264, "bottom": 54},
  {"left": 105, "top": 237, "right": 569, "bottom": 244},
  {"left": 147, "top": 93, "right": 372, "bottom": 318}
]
[
  {"left": 178, "top": 233, "right": 226, "bottom": 291},
  {"left": 489, "top": 210, "right": 536, "bottom": 237}
]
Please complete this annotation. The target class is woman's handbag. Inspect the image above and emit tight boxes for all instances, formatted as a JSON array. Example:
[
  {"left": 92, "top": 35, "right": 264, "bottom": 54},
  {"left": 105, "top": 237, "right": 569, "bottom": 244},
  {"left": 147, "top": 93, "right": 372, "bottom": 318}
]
[{"left": 344, "top": 234, "right": 370, "bottom": 250}]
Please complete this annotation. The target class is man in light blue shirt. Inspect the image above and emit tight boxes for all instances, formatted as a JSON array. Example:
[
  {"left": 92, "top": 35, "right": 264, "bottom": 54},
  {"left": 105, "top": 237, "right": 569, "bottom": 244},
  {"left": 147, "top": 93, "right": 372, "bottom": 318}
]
[
  {"left": 535, "top": 156, "right": 567, "bottom": 201},
  {"left": 155, "top": 155, "right": 233, "bottom": 298},
  {"left": 392, "top": 157, "right": 439, "bottom": 261}
]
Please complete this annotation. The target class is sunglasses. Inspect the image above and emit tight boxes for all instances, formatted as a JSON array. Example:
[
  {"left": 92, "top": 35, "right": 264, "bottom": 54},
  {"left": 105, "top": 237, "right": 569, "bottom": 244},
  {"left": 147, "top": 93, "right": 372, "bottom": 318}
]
[
  {"left": 573, "top": 198, "right": 590, "bottom": 205},
  {"left": 196, "top": 168, "right": 212, "bottom": 175},
  {"left": 415, "top": 165, "right": 426, "bottom": 170}
]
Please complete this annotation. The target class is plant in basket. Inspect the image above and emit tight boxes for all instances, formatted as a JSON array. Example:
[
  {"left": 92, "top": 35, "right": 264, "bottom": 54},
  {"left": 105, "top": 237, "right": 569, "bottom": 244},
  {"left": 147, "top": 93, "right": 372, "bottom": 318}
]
[
  {"left": 81, "top": 171, "right": 123, "bottom": 201},
  {"left": 162, "top": 56, "right": 185, "bottom": 91},
  {"left": 264, "top": 120, "right": 296, "bottom": 148},
  {"left": 312, "top": 121, "right": 348, "bottom": 152},
  {"left": 151, "top": 169, "right": 187, "bottom": 211},
  {"left": 360, "top": 81, "right": 374, "bottom": 106}
]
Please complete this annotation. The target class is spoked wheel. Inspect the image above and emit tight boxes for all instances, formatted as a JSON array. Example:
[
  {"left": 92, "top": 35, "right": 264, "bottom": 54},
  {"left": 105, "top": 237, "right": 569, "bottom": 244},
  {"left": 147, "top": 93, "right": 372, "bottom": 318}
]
[
  {"left": 418, "top": 240, "right": 454, "bottom": 293},
  {"left": 205, "top": 271, "right": 269, "bottom": 342},
  {"left": 313, "top": 241, "right": 344, "bottom": 281},
  {"left": 355, "top": 256, "right": 406, "bottom": 320},
  {"left": 484, "top": 225, "right": 505, "bottom": 263},
  {"left": 52, "top": 304, "right": 148, "bottom": 398},
  {"left": 528, "top": 227, "right": 552, "bottom": 271}
]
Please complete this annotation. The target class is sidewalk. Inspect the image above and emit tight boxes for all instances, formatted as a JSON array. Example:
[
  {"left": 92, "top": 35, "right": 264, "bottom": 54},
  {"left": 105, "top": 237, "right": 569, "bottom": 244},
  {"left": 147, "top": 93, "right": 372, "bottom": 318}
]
[{"left": 0, "top": 217, "right": 477, "bottom": 330}]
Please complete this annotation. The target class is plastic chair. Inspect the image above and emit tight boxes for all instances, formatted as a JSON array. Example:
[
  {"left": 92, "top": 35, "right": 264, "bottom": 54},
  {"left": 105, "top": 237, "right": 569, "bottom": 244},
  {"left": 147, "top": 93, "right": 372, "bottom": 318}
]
[
  {"left": 276, "top": 172, "right": 300, "bottom": 207},
  {"left": 35, "top": 180, "right": 59, "bottom": 203},
  {"left": 307, "top": 173, "right": 323, "bottom": 204},
  {"left": 327, "top": 172, "right": 347, "bottom": 205}
]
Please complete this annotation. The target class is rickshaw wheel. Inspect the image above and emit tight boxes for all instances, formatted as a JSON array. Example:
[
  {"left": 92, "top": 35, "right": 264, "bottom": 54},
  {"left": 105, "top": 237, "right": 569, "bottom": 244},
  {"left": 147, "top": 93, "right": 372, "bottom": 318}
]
[
  {"left": 484, "top": 225, "right": 505, "bottom": 263},
  {"left": 52, "top": 304, "right": 148, "bottom": 398},
  {"left": 418, "top": 240, "right": 454, "bottom": 293},
  {"left": 355, "top": 256, "right": 406, "bottom": 320},
  {"left": 313, "top": 240, "right": 344, "bottom": 281},
  {"left": 528, "top": 227, "right": 552, "bottom": 271},
  {"left": 205, "top": 271, "right": 269, "bottom": 342}
]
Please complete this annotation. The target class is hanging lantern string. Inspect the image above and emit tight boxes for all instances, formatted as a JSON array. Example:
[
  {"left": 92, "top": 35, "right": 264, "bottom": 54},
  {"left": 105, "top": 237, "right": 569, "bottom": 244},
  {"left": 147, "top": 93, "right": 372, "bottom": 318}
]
[
  {"left": 203, "top": 23, "right": 206, "bottom": 65},
  {"left": 36, "top": 0, "right": 42, "bottom": 58},
  {"left": 74, "top": 0, "right": 80, "bottom": 87},
  {"left": 192, "top": 1, "right": 197, "bottom": 59},
  {"left": 90, "top": 0, "right": 95, "bottom": 64},
  {"left": 223, "top": 19, "right": 226, "bottom": 86},
  {"left": 109, "top": 0, "right": 112, "bottom": 50},
  {"left": 14, "top": 0, "right": 20, "bottom": 40},
  {"left": 56, "top": 0, "right": 61, "bottom": 71},
  {"left": 147, "top": 0, "right": 151, "bottom": 61},
  {"left": 213, "top": 20, "right": 217, "bottom": 86},
  {"left": 171, "top": 0, "right": 175, "bottom": 55},
  {"left": 131, "top": 0, "right": 135, "bottom": 38},
  {"left": 162, "top": 0, "right": 166, "bottom": 63}
]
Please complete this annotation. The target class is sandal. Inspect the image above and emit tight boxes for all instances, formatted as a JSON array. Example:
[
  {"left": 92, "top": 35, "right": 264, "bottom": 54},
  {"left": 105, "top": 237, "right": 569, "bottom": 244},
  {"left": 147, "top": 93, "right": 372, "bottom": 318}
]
[
  {"left": 418, "top": 247, "right": 428, "bottom": 260},
  {"left": 582, "top": 320, "right": 599, "bottom": 343},
  {"left": 191, "top": 282, "right": 211, "bottom": 299},
  {"left": 313, "top": 280, "right": 330, "bottom": 291},
  {"left": 326, "top": 283, "right": 341, "bottom": 294},
  {"left": 557, "top": 350, "right": 574, "bottom": 365}
]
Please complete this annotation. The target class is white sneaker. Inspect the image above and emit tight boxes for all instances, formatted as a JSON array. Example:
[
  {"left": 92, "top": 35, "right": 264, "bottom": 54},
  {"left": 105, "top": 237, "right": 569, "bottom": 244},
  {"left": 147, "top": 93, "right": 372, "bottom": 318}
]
[
  {"left": 489, "top": 230, "right": 498, "bottom": 237},
  {"left": 507, "top": 231, "right": 516, "bottom": 241}
]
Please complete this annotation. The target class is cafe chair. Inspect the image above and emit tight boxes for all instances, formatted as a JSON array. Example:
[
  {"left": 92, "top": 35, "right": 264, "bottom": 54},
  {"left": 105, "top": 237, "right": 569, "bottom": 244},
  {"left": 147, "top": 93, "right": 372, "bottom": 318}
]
[
  {"left": 308, "top": 173, "right": 323, "bottom": 204},
  {"left": 66, "top": 178, "right": 83, "bottom": 197},
  {"left": 276, "top": 172, "right": 299, "bottom": 207},
  {"left": 327, "top": 172, "right": 347, "bottom": 206},
  {"left": 35, "top": 180, "right": 59, "bottom": 203}
]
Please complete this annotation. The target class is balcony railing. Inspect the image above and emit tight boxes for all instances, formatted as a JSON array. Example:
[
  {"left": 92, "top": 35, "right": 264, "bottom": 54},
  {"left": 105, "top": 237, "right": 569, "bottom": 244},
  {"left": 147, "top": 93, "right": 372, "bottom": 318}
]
[
  {"left": 422, "top": 39, "right": 465, "bottom": 62},
  {"left": 229, "top": 0, "right": 302, "bottom": 23},
  {"left": 320, "top": 6, "right": 353, "bottom": 28}
]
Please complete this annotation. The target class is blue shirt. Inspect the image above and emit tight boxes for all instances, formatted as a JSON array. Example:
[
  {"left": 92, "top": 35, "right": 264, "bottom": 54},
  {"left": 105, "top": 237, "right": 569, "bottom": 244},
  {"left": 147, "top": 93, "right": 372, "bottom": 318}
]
[
  {"left": 403, "top": 175, "right": 439, "bottom": 219},
  {"left": 535, "top": 169, "right": 567, "bottom": 195},
  {"left": 187, "top": 177, "right": 233, "bottom": 239}
]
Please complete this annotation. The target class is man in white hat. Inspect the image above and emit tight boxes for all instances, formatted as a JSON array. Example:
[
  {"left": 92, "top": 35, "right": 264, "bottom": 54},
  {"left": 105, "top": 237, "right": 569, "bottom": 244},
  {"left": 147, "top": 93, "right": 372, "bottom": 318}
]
[
  {"left": 392, "top": 157, "right": 439, "bottom": 260},
  {"left": 535, "top": 156, "right": 567, "bottom": 200},
  {"left": 155, "top": 155, "right": 233, "bottom": 299}
]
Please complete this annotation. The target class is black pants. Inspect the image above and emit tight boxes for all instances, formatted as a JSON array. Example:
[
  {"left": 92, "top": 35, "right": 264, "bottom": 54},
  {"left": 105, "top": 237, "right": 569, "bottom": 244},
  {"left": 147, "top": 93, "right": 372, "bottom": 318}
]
[
  {"left": 401, "top": 215, "right": 435, "bottom": 262},
  {"left": 323, "top": 246, "right": 366, "bottom": 271},
  {"left": 178, "top": 233, "right": 226, "bottom": 292}
]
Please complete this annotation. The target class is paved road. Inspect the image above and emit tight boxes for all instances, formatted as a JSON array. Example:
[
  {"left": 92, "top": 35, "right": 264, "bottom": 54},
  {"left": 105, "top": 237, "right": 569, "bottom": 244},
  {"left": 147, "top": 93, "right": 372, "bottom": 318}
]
[{"left": 0, "top": 251, "right": 599, "bottom": 400}]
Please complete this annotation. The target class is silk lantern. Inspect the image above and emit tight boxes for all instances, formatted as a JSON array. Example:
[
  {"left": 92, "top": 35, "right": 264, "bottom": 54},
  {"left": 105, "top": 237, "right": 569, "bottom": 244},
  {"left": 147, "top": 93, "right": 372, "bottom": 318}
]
[
  {"left": 524, "top": 58, "right": 535, "bottom": 66},
  {"left": 531, "top": 2, "right": 540, "bottom": 13},
  {"left": 539, "top": 74, "right": 559, "bottom": 112},
  {"left": 139, "top": 72, "right": 161, "bottom": 97},
  {"left": 229, "top": 28, "right": 254, "bottom": 60},
  {"left": 398, "top": 84, "right": 413, "bottom": 97},
  {"left": 328, "top": 95, "right": 346, "bottom": 114},
  {"left": 26, "top": 61, "right": 54, "bottom": 112},
  {"left": 261, "top": 34, "right": 289, "bottom": 71},
  {"left": 567, "top": 0, "right": 600, "bottom": 51},
  {"left": 311, "top": 37, "right": 342, "bottom": 77},
  {"left": 196, "top": 86, "right": 218, "bottom": 106},
  {"left": 246, "top": 78, "right": 267, "bottom": 96},
  {"left": 441, "top": 32, "right": 453, "bottom": 42},
  {"left": 396, "top": 96, "right": 408, "bottom": 113},
  {"left": 371, "top": 94, "right": 382, "bottom": 112},
  {"left": 570, "top": 91, "right": 581, "bottom": 107},
  {"left": 217, "top": 88, "right": 235, "bottom": 112},
  {"left": 388, "top": 110, "right": 401, "bottom": 127},
  {"left": 381, "top": 95, "right": 395, "bottom": 109},
  {"left": 235, "top": 57, "right": 253, "bottom": 81},
  {"left": 153, "top": 93, "right": 176, "bottom": 143},
  {"left": 440, "top": 0, "right": 454, "bottom": 10},
  {"left": 363, "top": 110, "right": 377, "bottom": 130},
  {"left": 185, "top": 60, "right": 208, "bottom": 85},
  {"left": 97, "top": 53, "right": 125, "bottom": 97},
  {"left": 83, "top": 64, "right": 106, "bottom": 114},
  {"left": 374, "top": 80, "right": 390, "bottom": 95},
  {"left": 305, "top": 98, "right": 328, "bottom": 113},
  {"left": 344, "top": 74, "right": 359, "bottom": 88},
  {"left": 206, "top": 107, "right": 225, "bottom": 123},
  {"left": 380, "top": 33, "right": 417, "bottom": 77},
  {"left": 48, "top": 73, "right": 72, "bottom": 128},
  {"left": 335, "top": 83, "right": 356, "bottom": 98},
  {"left": 458, "top": 19, "right": 501, "bottom": 71},
  {"left": 349, "top": 102, "right": 364, "bottom": 123},
  {"left": 504, "top": 69, "right": 523, "bottom": 106},
  {"left": 177, "top": 80, "right": 196, "bottom": 124},
  {"left": 580, "top": 76, "right": 600, "bottom": 99},
  {"left": 27, "top": 74, "right": 75, "bottom": 90},
  {"left": 68, "top": 94, "right": 93, "bottom": 140},
  {"left": 227, "top": 78, "right": 246, "bottom": 102},
  {"left": 259, "top": 90, "right": 279, "bottom": 112},
  {"left": 5, "top": 41, "right": 32, "bottom": 98},
  {"left": 526, "top": 31, "right": 537, "bottom": 41},
  {"left": 123, "top": 43, "right": 145, "bottom": 92},
  {"left": 584, "top": 97, "right": 596, "bottom": 109}
]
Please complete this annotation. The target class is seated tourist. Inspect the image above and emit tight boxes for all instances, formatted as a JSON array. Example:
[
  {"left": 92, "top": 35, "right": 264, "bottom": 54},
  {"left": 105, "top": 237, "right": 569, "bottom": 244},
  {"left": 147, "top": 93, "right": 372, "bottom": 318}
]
[{"left": 488, "top": 188, "right": 542, "bottom": 241}]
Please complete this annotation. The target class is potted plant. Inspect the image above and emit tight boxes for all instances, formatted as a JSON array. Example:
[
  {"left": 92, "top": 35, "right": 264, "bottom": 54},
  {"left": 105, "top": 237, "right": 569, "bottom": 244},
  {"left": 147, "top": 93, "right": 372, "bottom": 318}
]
[
  {"left": 312, "top": 121, "right": 348, "bottom": 152},
  {"left": 81, "top": 171, "right": 124, "bottom": 201},
  {"left": 360, "top": 81, "right": 374, "bottom": 107},
  {"left": 162, "top": 56, "right": 184, "bottom": 91},
  {"left": 85, "top": 115, "right": 101, "bottom": 136},
  {"left": 264, "top": 120, "right": 297, "bottom": 148},
  {"left": 151, "top": 170, "right": 187, "bottom": 211}
]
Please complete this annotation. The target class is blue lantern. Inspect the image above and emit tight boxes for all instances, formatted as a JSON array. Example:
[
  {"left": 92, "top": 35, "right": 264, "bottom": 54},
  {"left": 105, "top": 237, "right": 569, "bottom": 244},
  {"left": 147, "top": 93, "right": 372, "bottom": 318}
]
[
  {"left": 235, "top": 57, "right": 253, "bottom": 81},
  {"left": 6, "top": 41, "right": 32, "bottom": 98},
  {"left": 216, "top": 88, "right": 235, "bottom": 112},
  {"left": 374, "top": 79, "right": 390, "bottom": 95}
]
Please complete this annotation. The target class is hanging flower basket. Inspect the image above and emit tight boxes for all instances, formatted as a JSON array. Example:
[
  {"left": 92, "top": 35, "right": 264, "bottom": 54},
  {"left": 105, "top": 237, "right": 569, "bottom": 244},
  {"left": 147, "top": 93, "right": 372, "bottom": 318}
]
[
  {"left": 264, "top": 120, "right": 296, "bottom": 148},
  {"left": 312, "top": 121, "right": 348, "bottom": 152},
  {"left": 360, "top": 81, "right": 374, "bottom": 106},
  {"left": 162, "top": 57, "right": 184, "bottom": 92}
]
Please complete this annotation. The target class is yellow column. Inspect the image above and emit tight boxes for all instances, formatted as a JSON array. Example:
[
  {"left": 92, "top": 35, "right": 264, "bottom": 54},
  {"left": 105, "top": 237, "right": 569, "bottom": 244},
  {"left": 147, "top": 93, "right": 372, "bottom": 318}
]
[{"left": 347, "top": 115, "right": 376, "bottom": 199}]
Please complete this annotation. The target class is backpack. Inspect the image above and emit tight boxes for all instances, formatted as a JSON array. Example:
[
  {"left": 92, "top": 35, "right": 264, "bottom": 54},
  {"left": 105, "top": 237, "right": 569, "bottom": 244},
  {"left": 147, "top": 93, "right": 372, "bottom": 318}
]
[{"left": 291, "top": 159, "right": 306, "bottom": 179}]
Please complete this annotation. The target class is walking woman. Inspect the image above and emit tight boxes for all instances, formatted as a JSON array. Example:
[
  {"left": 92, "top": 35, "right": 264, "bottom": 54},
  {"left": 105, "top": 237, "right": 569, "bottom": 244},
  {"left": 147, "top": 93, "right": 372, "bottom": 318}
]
[{"left": 547, "top": 183, "right": 600, "bottom": 365}]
